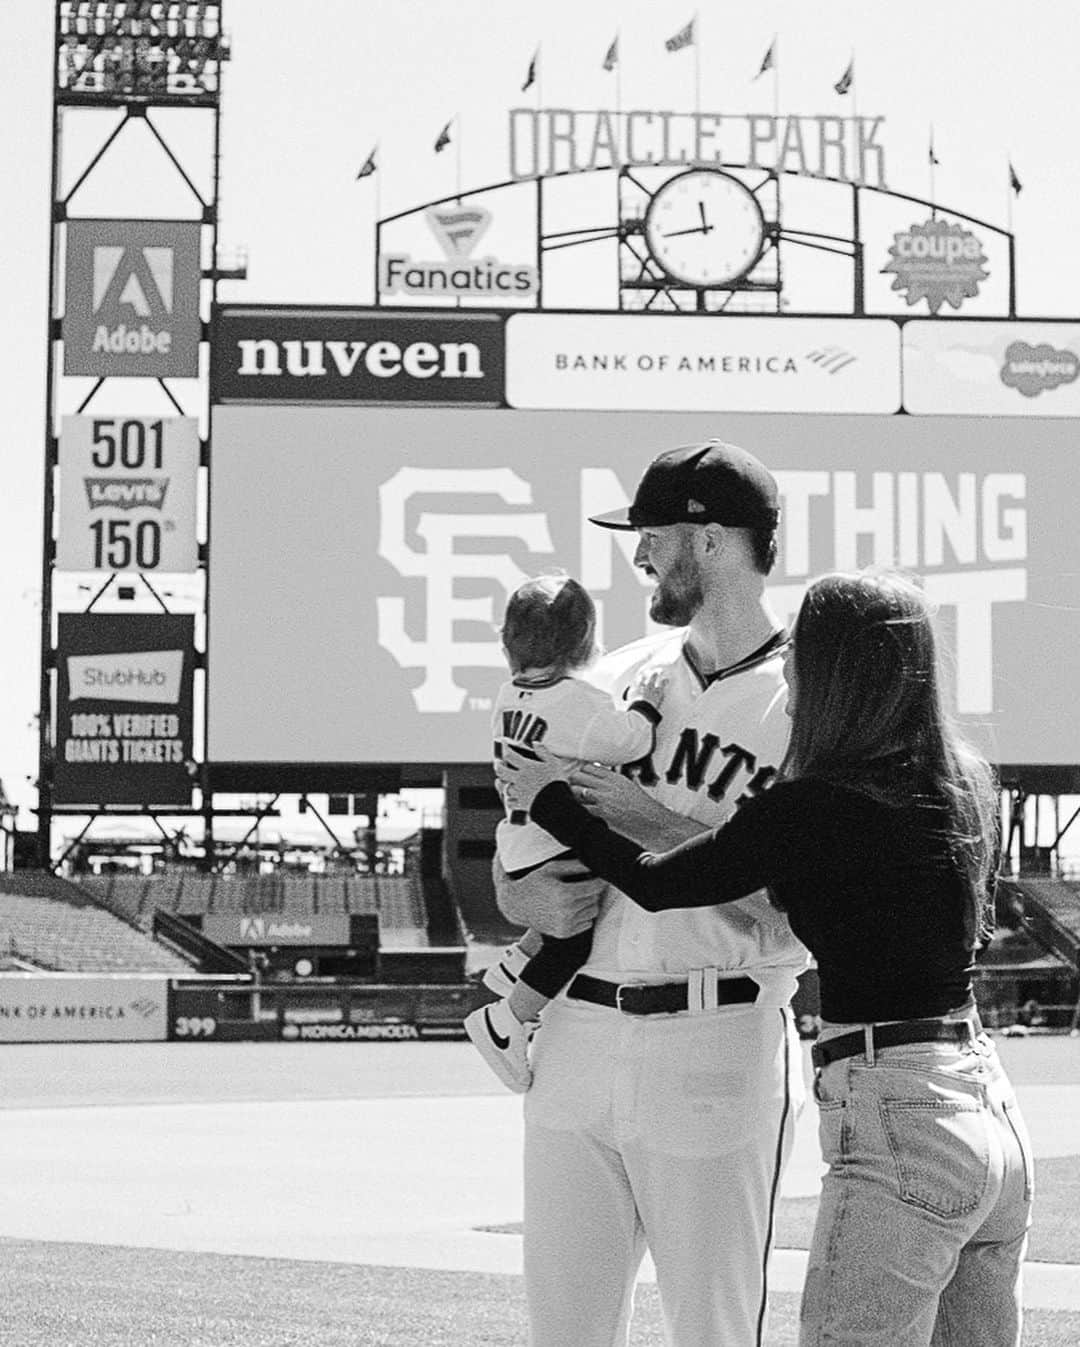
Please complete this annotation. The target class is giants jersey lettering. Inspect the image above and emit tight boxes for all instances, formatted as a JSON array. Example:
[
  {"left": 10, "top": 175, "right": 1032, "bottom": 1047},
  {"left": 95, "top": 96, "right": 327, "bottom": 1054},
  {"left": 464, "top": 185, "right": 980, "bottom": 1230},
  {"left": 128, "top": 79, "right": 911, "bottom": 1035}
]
[{"left": 582, "top": 629, "right": 809, "bottom": 992}]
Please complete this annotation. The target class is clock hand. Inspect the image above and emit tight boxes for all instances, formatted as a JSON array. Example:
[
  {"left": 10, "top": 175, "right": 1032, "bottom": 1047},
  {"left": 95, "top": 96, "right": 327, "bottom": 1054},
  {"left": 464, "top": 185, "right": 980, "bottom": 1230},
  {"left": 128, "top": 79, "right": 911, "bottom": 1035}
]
[
  {"left": 698, "top": 200, "right": 709, "bottom": 231},
  {"left": 662, "top": 224, "right": 715, "bottom": 238}
]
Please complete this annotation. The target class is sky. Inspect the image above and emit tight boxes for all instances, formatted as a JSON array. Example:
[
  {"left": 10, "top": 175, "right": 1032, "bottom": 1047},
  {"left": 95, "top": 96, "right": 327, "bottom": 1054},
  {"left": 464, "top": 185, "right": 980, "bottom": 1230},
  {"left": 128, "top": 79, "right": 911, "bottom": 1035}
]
[{"left": 1, "top": 0, "right": 1079, "bottom": 848}]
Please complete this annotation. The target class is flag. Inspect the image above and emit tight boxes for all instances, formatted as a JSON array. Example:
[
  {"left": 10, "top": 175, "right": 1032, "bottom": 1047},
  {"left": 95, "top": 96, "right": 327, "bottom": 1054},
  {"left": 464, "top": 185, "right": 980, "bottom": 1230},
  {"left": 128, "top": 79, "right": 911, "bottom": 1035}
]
[
  {"left": 521, "top": 47, "right": 538, "bottom": 92},
  {"left": 928, "top": 133, "right": 940, "bottom": 168},
  {"left": 665, "top": 18, "right": 695, "bottom": 52},
  {"left": 434, "top": 120, "right": 452, "bottom": 153},
  {"left": 834, "top": 58, "right": 854, "bottom": 95},
  {"left": 754, "top": 38, "right": 775, "bottom": 80},
  {"left": 355, "top": 145, "right": 376, "bottom": 180},
  {"left": 1009, "top": 161, "right": 1022, "bottom": 195},
  {"left": 602, "top": 35, "right": 618, "bottom": 71}
]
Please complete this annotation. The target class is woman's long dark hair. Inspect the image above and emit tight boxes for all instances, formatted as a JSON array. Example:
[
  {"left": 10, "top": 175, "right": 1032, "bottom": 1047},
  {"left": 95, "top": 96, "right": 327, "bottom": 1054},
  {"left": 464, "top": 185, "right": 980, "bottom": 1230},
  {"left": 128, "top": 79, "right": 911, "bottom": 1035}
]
[{"left": 782, "top": 571, "right": 998, "bottom": 948}]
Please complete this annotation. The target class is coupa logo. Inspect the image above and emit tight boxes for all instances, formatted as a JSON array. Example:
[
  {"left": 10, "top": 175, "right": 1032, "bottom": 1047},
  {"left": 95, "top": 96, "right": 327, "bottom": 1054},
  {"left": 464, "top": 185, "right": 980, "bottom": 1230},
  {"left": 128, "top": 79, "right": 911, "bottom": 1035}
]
[
  {"left": 90, "top": 243, "right": 176, "bottom": 356},
  {"left": 84, "top": 477, "right": 170, "bottom": 510},
  {"left": 882, "top": 219, "right": 989, "bottom": 315},
  {"left": 1000, "top": 340, "right": 1080, "bottom": 398}
]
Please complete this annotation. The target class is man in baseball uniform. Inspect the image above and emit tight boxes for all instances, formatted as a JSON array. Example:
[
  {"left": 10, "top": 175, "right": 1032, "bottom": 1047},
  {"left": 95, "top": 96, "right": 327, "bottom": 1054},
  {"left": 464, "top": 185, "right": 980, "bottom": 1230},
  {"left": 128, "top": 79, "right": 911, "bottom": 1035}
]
[{"left": 495, "top": 440, "right": 809, "bottom": 1347}]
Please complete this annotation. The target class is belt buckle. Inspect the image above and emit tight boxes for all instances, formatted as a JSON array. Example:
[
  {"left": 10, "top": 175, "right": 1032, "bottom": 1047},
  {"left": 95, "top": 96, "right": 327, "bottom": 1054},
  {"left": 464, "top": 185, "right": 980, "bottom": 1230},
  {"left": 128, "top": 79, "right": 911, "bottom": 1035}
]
[{"left": 614, "top": 982, "right": 642, "bottom": 1015}]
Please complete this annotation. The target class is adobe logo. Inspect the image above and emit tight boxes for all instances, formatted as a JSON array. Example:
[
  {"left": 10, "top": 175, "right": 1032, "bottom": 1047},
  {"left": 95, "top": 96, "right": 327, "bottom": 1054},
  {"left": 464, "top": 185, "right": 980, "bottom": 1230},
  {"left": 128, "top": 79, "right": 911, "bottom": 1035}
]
[{"left": 64, "top": 219, "right": 202, "bottom": 377}]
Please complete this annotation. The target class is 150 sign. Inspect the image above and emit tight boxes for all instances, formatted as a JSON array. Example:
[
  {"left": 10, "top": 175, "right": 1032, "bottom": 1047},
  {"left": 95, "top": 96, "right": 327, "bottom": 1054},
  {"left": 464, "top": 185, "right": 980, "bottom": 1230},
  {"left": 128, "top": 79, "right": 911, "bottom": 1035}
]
[{"left": 57, "top": 415, "right": 199, "bottom": 573}]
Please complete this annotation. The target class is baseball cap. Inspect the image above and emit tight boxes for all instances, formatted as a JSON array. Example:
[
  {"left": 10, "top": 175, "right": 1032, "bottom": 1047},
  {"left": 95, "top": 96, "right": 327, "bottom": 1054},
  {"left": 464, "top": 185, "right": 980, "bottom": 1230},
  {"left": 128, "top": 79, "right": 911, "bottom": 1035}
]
[{"left": 590, "top": 440, "right": 780, "bottom": 532}]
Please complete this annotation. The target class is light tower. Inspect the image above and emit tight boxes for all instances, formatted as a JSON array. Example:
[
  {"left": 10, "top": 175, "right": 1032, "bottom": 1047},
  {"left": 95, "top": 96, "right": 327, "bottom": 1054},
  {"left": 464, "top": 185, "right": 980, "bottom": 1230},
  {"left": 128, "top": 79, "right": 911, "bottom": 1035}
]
[{"left": 40, "top": 2, "right": 235, "bottom": 869}]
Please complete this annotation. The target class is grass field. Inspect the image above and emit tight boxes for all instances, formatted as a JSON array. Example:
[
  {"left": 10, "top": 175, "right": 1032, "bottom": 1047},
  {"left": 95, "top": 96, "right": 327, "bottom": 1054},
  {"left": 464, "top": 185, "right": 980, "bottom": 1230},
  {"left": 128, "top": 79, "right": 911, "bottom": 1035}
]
[{"left": 0, "top": 1034, "right": 1076, "bottom": 1346}]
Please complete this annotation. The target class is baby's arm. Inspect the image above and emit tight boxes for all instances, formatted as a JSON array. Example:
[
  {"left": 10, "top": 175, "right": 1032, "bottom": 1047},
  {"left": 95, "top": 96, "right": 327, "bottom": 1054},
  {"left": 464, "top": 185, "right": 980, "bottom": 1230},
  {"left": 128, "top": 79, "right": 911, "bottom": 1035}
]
[{"left": 564, "top": 675, "right": 665, "bottom": 767}]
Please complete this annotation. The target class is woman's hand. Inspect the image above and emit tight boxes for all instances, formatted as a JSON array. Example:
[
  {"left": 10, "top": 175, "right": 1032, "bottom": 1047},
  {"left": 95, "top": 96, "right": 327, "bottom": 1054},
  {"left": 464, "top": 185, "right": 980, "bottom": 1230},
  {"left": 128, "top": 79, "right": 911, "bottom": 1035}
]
[
  {"left": 568, "top": 762, "right": 708, "bottom": 850},
  {"left": 495, "top": 744, "right": 569, "bottom": 813}
]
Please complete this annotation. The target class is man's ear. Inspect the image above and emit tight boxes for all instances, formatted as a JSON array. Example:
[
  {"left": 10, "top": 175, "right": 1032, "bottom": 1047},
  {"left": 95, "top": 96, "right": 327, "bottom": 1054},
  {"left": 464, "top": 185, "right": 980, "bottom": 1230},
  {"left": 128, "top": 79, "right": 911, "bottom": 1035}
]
[{"left": 701, "top": 523, "right": 726, "bottom": 554}]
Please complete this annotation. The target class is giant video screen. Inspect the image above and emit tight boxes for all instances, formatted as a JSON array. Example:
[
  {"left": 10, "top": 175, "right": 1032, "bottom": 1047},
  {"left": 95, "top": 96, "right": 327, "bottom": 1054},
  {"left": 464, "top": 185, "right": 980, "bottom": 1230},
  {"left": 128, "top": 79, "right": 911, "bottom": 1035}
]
[{"left": 208, "top": 394, "right": 1078, "bottom": 772}]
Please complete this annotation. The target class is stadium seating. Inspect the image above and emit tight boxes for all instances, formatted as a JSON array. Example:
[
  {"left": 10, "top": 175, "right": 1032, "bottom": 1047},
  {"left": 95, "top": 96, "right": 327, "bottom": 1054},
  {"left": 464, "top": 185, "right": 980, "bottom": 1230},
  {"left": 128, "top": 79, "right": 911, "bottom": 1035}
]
[
  {"left": 1006, "top": 877, "right": 1080, "bottom": 965},
  {"left": 317, "top": 876, "right": 348, "bottom": 913},
  {"left": 51, "top": 866, "right": 460, "bottom": 963},
  {"left": 0, "top": 886, "right": 190, "bottom": 973}
]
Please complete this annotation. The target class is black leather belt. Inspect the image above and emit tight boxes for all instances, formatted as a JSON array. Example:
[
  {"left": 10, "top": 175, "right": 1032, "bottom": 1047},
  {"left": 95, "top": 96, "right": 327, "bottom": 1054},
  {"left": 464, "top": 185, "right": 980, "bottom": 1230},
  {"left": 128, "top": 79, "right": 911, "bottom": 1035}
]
[
  {"left": 811, "top": 1016, "right": 981, "bottom": 1069},
  {"left": 567, "top": 972, "right": 759, "bottom": 1016}
]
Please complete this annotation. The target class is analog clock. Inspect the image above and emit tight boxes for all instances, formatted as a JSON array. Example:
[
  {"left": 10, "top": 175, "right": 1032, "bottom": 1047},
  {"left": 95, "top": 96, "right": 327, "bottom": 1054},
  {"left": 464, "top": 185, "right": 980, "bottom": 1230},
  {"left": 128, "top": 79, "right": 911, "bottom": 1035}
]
[{"left": 643, "top": 169, "right": 766, "bottom": 288}]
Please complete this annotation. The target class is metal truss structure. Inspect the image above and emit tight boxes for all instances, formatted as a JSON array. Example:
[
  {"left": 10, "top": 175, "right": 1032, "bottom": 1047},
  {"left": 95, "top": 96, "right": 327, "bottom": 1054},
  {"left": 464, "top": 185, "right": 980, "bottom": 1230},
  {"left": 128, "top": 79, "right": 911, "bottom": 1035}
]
[{"left": 39, "top": 1, "right": 237, "bottom": 869}]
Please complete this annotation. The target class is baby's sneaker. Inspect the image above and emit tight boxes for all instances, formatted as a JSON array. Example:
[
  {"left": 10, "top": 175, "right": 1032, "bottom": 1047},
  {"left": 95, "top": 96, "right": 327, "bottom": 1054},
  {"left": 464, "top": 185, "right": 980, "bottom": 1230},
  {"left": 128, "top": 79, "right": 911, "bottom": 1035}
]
[
  {"left": 482, "top": 941, "right": 530, "bottom": 997},
  {"left": 464, "top": 998, "right": 537, "bottom": 1093}
]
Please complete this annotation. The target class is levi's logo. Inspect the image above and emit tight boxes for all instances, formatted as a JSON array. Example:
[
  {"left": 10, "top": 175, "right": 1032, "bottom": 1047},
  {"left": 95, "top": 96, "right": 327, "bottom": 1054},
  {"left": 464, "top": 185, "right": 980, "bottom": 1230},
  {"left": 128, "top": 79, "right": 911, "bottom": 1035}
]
[{"left": 84, "top": 477, "right": 170, "bottom": 510}]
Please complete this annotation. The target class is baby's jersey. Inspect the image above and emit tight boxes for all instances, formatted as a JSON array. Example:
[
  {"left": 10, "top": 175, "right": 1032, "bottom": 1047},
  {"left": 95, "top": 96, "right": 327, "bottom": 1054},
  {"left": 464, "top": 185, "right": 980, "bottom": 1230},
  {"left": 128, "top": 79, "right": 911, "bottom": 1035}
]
[{"left": 492, "top": 674, "right": 658, "bottom": 873}]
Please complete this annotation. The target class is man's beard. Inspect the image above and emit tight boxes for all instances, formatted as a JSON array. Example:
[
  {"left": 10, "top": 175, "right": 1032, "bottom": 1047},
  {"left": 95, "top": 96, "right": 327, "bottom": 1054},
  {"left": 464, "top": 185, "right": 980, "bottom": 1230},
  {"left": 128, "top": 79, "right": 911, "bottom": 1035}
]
[{"left": 649, "top": 549, "right": 705, "bottom": 626}]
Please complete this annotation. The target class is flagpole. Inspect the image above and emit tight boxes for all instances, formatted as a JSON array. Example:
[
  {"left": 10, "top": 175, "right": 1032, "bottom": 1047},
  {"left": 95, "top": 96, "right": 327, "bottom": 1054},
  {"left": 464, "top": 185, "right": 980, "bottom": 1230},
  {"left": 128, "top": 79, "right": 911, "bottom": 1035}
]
[
  {"left": 374, "top": 148, "right": 381, "bottom": 241},
  {"left": 1006, "top": 156, "right": 1014, "bottom": 236},
  {"left": 536, "top": 41, "right": 542, "bottom": 112},
  {"left": 772, "top": 37, "right": 780, "bottom": 119},
  {"left": 372, "top": 150, "right": 381, "bottom": 306},
  {"left": 615, "top": 30, "right": 621, "bottom": 124},
  {"left": 694, "top": 11, "right": 701, "bottom": 115},
  {"left": 929, "top": 124, "right": 936, "bottom": 207},
  {"left": 1006, "top": 159, "right": 1018, "bottom": 317},
  {"left": 455, "top": 113, "right": 462, "bottom": 204}
]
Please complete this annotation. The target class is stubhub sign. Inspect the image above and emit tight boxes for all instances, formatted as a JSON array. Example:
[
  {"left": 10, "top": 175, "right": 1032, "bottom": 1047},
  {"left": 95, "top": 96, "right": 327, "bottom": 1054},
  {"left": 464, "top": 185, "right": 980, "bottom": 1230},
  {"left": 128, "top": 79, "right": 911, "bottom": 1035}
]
[{"left": 67, "top": 650, "right": 183, "bottom": 704}]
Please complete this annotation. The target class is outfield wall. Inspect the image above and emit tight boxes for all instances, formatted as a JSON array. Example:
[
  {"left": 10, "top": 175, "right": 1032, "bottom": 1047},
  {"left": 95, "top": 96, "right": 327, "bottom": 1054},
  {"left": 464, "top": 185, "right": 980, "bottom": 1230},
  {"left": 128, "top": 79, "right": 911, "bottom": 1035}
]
[{"left": 0, "top": 973, "right": 475, "bottom": 1044}]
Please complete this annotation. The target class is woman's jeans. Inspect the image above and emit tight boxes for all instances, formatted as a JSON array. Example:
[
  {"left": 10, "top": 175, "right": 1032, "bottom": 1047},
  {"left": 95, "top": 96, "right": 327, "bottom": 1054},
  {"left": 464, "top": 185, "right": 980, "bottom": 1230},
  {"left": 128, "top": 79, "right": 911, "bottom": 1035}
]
[{"left": 801, "top": 1030, "right": 1034, "bottom": 1346}]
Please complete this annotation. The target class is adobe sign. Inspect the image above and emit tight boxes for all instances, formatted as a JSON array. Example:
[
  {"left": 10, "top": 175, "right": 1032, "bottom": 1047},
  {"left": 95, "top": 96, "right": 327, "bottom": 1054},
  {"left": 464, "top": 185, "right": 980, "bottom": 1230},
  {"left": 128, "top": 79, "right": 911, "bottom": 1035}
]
[{"left": 63, "top": 219, "right": 202, "bottom": 377}]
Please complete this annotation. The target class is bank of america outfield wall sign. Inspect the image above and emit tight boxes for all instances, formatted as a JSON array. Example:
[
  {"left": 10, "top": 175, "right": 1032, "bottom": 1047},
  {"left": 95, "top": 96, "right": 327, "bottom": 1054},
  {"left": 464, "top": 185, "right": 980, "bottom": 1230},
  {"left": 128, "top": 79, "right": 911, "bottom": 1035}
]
[
  {"left": 54, "top": 613, "right": 195, "bottom": 807},
  {"left": 63, "top": 220, "right": 202, "bottom": 378},
  {"left": 211, "top": 308, "right": 505, "bottom": 405}
]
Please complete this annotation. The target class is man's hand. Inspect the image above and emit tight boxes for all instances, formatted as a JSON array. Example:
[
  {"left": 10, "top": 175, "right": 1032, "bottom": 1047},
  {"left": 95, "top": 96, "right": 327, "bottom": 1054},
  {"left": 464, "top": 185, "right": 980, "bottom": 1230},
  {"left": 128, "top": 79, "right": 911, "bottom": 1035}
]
[
  {"left": 492, "top": 854, "right": 605, "bottom": 938},
  {"left": 568, "top": 762, "right": 707, "bottom": 851}
]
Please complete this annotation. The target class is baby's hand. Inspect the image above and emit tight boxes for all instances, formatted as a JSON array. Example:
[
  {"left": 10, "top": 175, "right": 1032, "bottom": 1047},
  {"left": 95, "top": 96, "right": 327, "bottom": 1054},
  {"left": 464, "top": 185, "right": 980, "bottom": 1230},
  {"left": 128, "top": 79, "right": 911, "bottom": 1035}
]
[{"left": 632, "top": 665, "right": 668, "bottom": 710}]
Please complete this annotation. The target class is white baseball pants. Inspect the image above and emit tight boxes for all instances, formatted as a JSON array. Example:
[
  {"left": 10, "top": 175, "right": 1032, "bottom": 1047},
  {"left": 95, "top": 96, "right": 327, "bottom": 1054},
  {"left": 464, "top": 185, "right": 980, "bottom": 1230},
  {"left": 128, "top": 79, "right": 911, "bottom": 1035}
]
[{"left": 523, "top": 996, "right": 802, "bottom": 1347}]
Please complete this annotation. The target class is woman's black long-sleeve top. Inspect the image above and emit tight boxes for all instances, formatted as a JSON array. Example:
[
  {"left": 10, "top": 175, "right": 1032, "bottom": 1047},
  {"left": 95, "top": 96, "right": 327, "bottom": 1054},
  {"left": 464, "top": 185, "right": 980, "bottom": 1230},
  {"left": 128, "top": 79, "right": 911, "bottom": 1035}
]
[{"left": 530, "top": 776, "right": 978, "bottom": 1023}]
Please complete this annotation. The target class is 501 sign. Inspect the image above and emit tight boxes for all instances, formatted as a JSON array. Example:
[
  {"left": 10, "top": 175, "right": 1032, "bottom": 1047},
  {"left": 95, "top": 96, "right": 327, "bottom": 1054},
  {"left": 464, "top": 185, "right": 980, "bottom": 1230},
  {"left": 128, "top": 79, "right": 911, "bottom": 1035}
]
[{"left": 57, "top": 415, "right": 199, "bottom": 573}]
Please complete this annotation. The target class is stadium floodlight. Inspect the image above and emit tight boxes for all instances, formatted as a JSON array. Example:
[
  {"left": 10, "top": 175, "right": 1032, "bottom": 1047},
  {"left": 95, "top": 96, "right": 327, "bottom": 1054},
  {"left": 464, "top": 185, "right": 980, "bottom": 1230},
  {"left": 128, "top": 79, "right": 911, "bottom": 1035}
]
[{"left": 56, "top": 1, "right": 225, "bottom": 103}]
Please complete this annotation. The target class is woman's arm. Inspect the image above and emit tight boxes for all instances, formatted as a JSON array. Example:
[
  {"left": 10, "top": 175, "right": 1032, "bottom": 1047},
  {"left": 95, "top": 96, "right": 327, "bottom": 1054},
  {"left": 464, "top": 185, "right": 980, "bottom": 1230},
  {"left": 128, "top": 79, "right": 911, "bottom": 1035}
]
[{"left": 529, "top": 779, "right": 786, "bottom": 913}]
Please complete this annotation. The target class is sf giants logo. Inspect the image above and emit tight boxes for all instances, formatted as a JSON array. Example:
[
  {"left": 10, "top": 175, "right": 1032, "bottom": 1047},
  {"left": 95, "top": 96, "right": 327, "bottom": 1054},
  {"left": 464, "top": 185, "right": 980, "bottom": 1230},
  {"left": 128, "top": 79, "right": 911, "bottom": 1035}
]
[{"left": 377, "top": 468, "right": 553, "bottom": 711}]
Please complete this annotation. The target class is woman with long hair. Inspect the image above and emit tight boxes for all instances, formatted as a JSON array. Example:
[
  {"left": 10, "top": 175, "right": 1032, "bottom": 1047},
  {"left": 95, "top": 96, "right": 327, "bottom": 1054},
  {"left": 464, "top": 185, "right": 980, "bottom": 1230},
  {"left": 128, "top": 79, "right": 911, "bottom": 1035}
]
[{"left": 499, "top": 570, "right": 1034, "bottom": 1347}]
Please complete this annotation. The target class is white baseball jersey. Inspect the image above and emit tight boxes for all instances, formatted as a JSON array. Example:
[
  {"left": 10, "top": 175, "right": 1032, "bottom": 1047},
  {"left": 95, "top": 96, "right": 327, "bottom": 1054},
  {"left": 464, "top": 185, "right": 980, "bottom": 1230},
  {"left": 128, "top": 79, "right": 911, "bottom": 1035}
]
[
  {"left": 492, "top": 674, "right": 657, "bottom": 873},
  {"left": 581, "top": 627, "right": 809, "bottom": 999},
  {"left": 523, "top": 626, "right": 808, "bottom": 1347}
]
